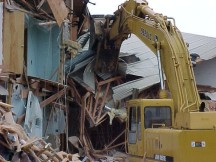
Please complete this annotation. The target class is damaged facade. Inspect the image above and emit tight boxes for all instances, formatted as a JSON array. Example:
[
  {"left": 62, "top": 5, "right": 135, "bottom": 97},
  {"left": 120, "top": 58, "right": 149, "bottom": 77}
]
[
  {"left": 0, "top": 0, "right": 127, "bottom": 161},
  {"left": 0, "top": 0, "right": 216, "bottom": 162}
]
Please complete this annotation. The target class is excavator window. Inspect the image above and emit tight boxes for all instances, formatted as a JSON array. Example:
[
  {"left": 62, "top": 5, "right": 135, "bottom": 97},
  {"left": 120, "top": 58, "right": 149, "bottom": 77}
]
[
  {"left": 137, "top": 107, "right": 141, "bottom": 141},
  {"left": 144, "top": 106, "right": 172, "bottom": 128},
  {"left": 128, "top": 106, "right": 142, "bottom": 144},
  {"left": 128, "top": 106, "right": 139, "bottom": 144}
]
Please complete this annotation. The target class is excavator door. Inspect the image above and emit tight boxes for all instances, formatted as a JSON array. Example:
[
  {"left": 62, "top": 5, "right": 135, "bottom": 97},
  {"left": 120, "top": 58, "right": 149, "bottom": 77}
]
[{"left": 126, "top": 99, "right": 174, "bottom": 158}]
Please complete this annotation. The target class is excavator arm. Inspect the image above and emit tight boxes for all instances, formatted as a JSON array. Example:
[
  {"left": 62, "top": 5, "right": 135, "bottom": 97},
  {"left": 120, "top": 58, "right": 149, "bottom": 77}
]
[
  {"left": 94, "top": 0, "right": 200, "bottom": 114},
  {"left": 92, "top": 1, "right": 216, "bottom": 161}
]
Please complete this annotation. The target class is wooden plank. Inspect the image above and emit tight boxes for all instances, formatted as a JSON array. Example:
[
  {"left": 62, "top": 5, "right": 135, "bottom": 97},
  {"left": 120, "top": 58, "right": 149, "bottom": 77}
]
[
  {"left": 40, "top": 88, "right": 66, "bottom": 108},
  {"left": 47, "top": 0, "right": 68, "bottom": 27},
  {"left": 3, "top": 9, "right": 24, "bottom": 74}
]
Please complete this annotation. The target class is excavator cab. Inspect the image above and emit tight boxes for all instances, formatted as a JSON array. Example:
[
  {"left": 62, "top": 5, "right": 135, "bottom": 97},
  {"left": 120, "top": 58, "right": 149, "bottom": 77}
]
[{"left": 126, "top": 99, "right": 174, "bottom": 158}]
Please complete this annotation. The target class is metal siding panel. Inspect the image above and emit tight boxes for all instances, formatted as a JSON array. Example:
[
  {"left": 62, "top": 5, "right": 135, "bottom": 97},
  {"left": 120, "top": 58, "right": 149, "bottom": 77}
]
[{"left": 27, "top": 16, "right": 60, "bottom": 81}]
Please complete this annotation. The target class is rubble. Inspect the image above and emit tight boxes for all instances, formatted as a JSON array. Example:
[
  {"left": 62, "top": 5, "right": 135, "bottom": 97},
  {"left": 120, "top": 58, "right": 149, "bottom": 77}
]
[
  {"left": 1, "top": 0, "right": 216, "bottom": 161},
  {"left": 0, "top": 102, "right": 81, "bottom": 162}
]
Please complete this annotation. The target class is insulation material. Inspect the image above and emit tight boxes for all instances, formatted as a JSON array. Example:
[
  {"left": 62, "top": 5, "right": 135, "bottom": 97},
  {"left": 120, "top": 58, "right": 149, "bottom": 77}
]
[{"left": 24, "top": 91, "right": 43, "bottom": 138}]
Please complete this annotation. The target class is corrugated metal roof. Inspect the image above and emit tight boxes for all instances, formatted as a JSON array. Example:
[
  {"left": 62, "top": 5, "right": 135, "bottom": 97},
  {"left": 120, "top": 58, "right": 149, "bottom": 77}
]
[
  {"left": 112, "top": 75, "right": 160, "bottom": 102},
  {"left": 182, "top": 33, "right": 216, "bottom": 60},
  {"left": 120, "top": 32, "right": 216, "bottom": 61},
  {"left": 119, "top": 32, "right": 216, "bottom": 78},
  {"left": 113, "top": 32, "right": 216, "bottom": 101}
]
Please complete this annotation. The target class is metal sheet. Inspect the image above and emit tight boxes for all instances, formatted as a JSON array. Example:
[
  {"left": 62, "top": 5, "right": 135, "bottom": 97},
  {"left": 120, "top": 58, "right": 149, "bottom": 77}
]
[
  {"left": 117, "top": 33, "right": 216, "bottom": 101},
  {"left": 65, "top": 50, "right": 94, "bottom": 74},
  {"left": 182, "top": 32, "right": 216, "bottom": 60},
  {"left": 83, "top": 59, "right": 95, "bottom": 91},
  {"left": 112, "top": 75, "right": 160, "bottom": 102},
  {"left": 120, "top": 33, "right": 216, "bottom": 61}
]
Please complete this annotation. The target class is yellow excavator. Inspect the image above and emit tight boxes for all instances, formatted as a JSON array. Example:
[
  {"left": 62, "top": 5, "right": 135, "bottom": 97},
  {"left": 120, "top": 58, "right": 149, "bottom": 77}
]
[{"left": 92, "top": 0, "right": 216, "bottom": 161}]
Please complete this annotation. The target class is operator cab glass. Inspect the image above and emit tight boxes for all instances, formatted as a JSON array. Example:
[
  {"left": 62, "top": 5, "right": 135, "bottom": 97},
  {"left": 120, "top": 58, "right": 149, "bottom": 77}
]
[{"left": 144, "top": 106, "right": 172, "bottom": 128}]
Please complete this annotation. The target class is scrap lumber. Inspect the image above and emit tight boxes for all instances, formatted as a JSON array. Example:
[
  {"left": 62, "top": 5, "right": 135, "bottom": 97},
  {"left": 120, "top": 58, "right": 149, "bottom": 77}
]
[
  {"left": 0, "top": 103, "right": 81, "bottom": 162},
  {"left": 40, "top": 88, "right": 66, "bottom": 108}
]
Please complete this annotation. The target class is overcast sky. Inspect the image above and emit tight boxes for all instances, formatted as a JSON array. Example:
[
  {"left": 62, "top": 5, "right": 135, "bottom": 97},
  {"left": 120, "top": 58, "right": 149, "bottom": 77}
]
[{"left": 88, "top": 0, "right": 216, "bottom": 37}]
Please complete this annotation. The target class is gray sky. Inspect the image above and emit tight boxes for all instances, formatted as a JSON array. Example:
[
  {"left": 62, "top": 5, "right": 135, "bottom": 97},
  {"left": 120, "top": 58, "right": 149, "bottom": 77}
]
[{"left": 88, "top": 0, "right": 216, "bottom": 37}]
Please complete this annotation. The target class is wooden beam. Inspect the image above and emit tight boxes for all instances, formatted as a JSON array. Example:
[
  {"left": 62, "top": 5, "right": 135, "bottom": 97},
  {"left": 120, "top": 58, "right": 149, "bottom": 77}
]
[
  {"left": 98, "top": 76, "right": 122, "bottom": 86},
  {"left": 40, "top": 88, "right": 66, "bottom": 108},
  {"left": 47, "top": 0, "right": 69, "bottom": 27},
  {"left": 96, "top": 83, "right": 110, "bottom": 122}
]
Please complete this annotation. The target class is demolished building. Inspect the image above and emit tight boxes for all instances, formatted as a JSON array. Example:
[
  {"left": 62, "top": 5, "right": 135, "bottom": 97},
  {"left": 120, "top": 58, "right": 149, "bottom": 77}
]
[{"left": 1, "top": 0, "right": 216, "bottom": 161}]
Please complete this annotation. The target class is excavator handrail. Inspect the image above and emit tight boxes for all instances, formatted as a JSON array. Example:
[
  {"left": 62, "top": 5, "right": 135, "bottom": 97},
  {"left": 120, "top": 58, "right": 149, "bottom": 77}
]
[{"left": 106, "top": 0, "right": 201, "bottom": 114}]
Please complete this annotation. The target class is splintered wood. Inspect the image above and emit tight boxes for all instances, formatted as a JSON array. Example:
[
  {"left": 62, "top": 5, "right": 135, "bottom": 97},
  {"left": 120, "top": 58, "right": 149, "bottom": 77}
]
[
  {"left": 81, "top": 76, "right": 122, "bottom": 127},
  {"left": 47, "top": 0, "right": 69, "bottom": 26},
  {"left": 0, "top": 103, "right": 81, "bottom": 162}
]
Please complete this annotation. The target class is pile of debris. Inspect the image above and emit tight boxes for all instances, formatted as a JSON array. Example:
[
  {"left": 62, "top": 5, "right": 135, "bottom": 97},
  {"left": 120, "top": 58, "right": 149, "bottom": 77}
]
[{"left": 0, "top": 102, "right": 81, "bottom": 162}]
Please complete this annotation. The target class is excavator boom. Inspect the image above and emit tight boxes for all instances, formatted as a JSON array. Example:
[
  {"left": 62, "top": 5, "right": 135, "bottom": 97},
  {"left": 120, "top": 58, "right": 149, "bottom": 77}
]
[
  {"left": 91, "top": 0, "right": 216, "bottom": 161},
  {"left": 101, "top": 0, "right": 200, "bottom": 114}
]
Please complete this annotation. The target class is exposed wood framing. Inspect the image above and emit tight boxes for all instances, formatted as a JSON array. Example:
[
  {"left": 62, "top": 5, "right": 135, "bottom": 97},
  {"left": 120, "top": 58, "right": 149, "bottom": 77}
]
[
  {"left": 3, "top": 9, "right": 24, "bottom": 74},
  {"left": 80, "top": 92, "right": 89, "bottom": 144},
  {"left": 81, "top": 76, "right": 122, "bottom": 126},
  {"left": 96, "top": 82, "right": 110, "bottom": 122}
]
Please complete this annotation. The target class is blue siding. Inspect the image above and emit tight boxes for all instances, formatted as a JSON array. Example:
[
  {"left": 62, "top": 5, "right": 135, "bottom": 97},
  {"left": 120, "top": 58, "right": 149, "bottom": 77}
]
[{"left": 26, "top": 16, "right": 60, "bottom": 81}]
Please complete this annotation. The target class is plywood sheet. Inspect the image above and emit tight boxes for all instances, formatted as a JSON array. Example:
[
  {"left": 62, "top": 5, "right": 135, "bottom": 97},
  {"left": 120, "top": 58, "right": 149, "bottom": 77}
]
[
  {"left": 47, "top": 0, "right": 68, "bottom": 26},
  {"left": 3, "top": 9, "right": 24, "bottom": 74}
]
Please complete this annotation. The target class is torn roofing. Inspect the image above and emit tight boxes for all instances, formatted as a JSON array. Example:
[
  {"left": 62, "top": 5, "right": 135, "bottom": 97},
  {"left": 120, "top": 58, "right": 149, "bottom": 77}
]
[{"left": 112, "top": 33, "right": 216, "bottom": 100}]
